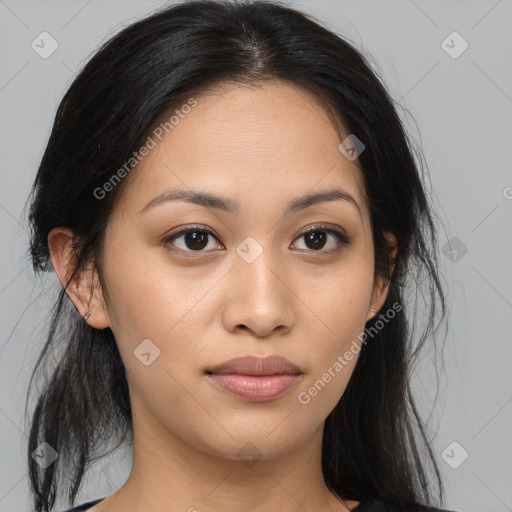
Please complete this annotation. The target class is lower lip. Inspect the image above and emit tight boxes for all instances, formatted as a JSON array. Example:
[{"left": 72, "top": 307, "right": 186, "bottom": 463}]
[{"left": 207, "top": 373, "right": 302, "bottom": 402}]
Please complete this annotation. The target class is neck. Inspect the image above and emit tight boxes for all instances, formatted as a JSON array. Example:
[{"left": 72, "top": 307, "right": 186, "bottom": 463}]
[{"left": 96, "top": 397, "right": 354, "bottom": 512}]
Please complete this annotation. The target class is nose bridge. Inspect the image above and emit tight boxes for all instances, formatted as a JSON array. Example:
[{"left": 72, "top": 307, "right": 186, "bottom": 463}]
[
  {"left": 234, "top": 234, "right": 283, "bottom": 296},
  {"left": 226, "top": 234, "right": 293, "bottom": 332}
]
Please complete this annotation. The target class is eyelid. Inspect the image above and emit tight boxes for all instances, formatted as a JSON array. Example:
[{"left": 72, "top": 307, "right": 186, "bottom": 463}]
[
  {"left": 164, "top": 224, "right": 219, "bottom": 243},
  {"left": 291, "top": 223, "right": 350, "bottom": 252},
  {"left": 163, "top": 223, "right": 350, "bottom": 253},
  {"left": 163, "top": 224, "right": 222, "bottom": 254}
]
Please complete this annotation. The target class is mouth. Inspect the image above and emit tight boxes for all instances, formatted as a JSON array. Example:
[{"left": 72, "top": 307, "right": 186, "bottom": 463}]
[
  {"left": 205, "top": 354, "right": 302, "bottom": 376},
  {"left": 205, "top": 355, "right": 303, "bottom": 402}
]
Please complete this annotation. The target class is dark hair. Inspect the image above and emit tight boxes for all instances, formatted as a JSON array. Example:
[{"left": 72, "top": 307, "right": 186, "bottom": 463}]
[{"left": 24, "top": 1, "right": 448, "bottom": 510}]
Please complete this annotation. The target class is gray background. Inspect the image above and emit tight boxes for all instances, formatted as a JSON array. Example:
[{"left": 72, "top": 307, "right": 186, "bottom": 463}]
[{"left": 1, "top": 1, "right": 511, "bottom": 511}]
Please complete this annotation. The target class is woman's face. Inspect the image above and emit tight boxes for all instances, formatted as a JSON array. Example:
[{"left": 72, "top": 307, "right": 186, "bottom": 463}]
[{"left": 56, "top": 80, "right": 395, "bottom": 462}]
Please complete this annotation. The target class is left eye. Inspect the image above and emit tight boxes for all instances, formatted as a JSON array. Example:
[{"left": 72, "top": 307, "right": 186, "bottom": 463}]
[
  {"left": 164, "top": 225, "right": 349, "bottom": 253},
  {"left": 292, "top": 226, "right": 350, "bottom": 252}
]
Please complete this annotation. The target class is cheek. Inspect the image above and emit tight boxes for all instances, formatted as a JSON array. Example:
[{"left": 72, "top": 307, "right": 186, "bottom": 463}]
[
  {"left": 309, "top": 257, "right": 375, "bottom": 329},
  {"left": 298, "top": 261, "right": 374, "bottom": 395},
  {"left": 101, "top": 242, "right": 210, "bottom": 380},
  {"left": 101, "top": 231, "right": 178, "bottom": 328}
]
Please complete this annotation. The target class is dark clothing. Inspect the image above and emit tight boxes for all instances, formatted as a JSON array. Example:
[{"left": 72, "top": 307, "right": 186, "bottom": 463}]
[
  {"left": 60, "top": 496, "right": 458, "bottom": 511},
  {"left": 61, "top": 498, "right": 104, "bottom": 511}
]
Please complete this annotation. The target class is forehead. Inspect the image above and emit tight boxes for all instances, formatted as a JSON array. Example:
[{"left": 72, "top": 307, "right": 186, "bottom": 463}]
[{"left": 115, "top": 80, "right": 368, "bottom": 219}]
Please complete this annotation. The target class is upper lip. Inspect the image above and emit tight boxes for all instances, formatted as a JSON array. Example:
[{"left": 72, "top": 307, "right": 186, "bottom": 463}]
[{"left": 206, "top": 355, "right": 302, "bottom": 376}]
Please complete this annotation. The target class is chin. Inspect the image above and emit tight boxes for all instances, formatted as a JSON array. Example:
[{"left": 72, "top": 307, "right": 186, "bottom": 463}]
[{"left": 190, "top": 424, "right": 312, "bottom": 463}]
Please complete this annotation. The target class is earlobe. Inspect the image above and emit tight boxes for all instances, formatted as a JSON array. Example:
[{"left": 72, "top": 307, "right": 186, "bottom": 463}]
[
  {"left": 82, "top": 270, "right": 111, "bottom": 330},
  {"left": 48, "top": 226, "right": 110, "bottom": 329}
]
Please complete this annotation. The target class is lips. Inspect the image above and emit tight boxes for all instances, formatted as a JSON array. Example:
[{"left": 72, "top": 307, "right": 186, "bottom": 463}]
[
  {"left": 205, "top": 355, "right": 303, "bottom": 402},
  {"left": 206, "top": 355, "right": 302, "bottom": 376}
]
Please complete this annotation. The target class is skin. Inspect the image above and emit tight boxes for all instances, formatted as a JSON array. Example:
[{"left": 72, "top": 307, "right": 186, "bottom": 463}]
[{"left": 49, "top": 80, "right": 397, "bottom": 512}]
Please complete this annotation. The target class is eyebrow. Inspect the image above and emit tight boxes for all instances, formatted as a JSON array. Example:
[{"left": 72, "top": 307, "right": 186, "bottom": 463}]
[{"left": 139, "top": 187, "right": 362, "bottom": 217}]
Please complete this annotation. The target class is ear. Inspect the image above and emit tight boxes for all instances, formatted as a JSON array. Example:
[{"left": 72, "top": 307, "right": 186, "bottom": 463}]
[
  {"left": 367, "top": 231, "right": 398, "bottom": 321},
  {"left": 47, "top": 226, "right": 110, "bottom": 329}
]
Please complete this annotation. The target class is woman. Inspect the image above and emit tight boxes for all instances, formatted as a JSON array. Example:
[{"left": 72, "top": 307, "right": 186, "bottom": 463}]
[{"left": 25, "top": 1, "right": 455, "bottom": 511}]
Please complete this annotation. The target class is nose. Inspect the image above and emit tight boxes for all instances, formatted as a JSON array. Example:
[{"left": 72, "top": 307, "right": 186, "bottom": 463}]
[{"left": 220, "top": 241, "right": 295, "bottom": 338}]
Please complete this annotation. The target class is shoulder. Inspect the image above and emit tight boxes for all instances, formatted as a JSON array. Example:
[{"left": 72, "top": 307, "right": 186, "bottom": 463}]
[
  {"left": 355, "top": 498, "right": 459, "bottom": 512},
  {"left": 59, "top": 497, "right": 105, "bottom": 511}
]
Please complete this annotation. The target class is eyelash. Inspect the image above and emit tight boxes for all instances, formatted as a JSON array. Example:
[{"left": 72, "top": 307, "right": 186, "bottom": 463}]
[{"left": 163, "top": 223, "right": 350, "bottom": 255}]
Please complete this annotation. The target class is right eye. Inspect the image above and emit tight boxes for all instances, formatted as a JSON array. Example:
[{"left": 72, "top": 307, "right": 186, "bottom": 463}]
[{"left": 163, "top": 225, "right": 223, "bottom": 253}]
